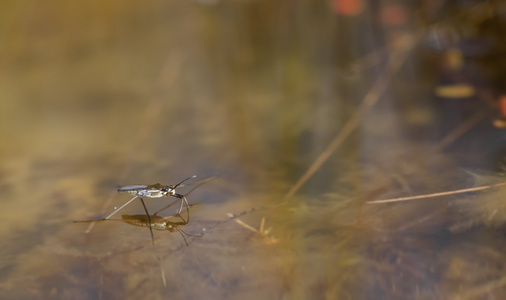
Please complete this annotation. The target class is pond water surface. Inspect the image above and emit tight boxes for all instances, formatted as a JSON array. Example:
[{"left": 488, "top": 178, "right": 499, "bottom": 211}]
[{"left": 2, "top": 1, "right": 506, "bottom": 299}]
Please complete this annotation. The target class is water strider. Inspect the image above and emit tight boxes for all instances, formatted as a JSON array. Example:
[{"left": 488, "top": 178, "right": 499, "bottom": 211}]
[{"left": 74, "top": 175, "right": 197, "bottom": 244}]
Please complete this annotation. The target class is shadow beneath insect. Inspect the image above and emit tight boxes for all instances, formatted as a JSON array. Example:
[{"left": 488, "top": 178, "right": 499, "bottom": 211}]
[{"left": 75, "top": 199, "right": 203, "bottom": 247}]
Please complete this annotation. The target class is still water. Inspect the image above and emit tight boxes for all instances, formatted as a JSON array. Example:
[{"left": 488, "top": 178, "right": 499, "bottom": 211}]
[{"left": 2, "top": 1, "right": 506, "bottom": 299}]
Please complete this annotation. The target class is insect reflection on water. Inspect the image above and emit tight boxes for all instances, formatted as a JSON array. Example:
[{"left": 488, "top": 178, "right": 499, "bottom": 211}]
[
  {"left": 74, "top": 175, "right": 197, "bottom": 245},
  {"left": 77, "top": 202, "right": 202, "bottom": 247},
  {"left": 122, "top": 205, "right": 202, "bottom": 247}
]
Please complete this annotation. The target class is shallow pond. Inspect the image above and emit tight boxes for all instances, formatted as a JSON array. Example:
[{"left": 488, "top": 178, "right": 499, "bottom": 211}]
[{"left": 2, "top": 1, "right": 506, "bottom": 299}]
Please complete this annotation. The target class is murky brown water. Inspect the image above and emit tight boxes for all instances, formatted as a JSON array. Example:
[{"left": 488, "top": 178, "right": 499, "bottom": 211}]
[{"left": 2, "top": 1, "right": 506, "bottom": 299}]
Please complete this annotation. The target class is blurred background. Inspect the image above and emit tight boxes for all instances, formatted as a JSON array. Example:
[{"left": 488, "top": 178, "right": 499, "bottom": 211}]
[{"left": 2, "top": 0, "right": 506, "bottom": 299}]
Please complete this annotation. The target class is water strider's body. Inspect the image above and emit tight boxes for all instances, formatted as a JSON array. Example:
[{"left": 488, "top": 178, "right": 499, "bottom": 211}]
[
  {"left": 118, "top": 183, "right": 181, "bottom": 199},
  {"left": 74, "top": 175, "right": 196, "bottom": 245}
]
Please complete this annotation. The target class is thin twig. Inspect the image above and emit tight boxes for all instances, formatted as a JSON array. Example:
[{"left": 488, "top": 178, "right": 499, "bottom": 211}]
[
  {"left": 367, "top": 181, "right": 506, "bottom": 204},
  {"left": 234, "top": 219, "right": 259, "bottom": 233},
  {"left": 436, "top": 109, "right": 490, "bottom": 150}
]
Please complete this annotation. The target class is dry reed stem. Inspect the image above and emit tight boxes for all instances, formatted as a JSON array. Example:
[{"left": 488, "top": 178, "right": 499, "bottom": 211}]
[
  {"left": 453, "top": 276, "right": 506, "bottom": 300},
  {"left": 367, "top": 181, "right": 506, "bottom": 204},
  {"left": 436, "top": 110, "right": 489, "bottom": 150},
  {"left": 282, "top": 34, "right": 419, "bottom": 203}
]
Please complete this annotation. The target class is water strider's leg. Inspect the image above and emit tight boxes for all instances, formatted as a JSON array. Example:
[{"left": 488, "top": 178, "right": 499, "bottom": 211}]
[
  {"left": 138, "top": 197, "right": 155, "bottom": 245},
  {"left": 105, "top": 196, "right": 139, "bottom": 219},
  {"left": 176, "top": 206, "right": 202, "bottom": 247},
  {"left": 176, "top": 228, "right": 189, "bottom": 247},
  {"left": 176, "top": 195, "right": 190, "bottom": 223},
  {"left": 153, "top": 198, "right": 180, "bottom": 216}
]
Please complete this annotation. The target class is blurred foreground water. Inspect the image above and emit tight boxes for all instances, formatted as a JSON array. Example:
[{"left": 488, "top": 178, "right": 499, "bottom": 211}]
[{"left": 2, "top": 1, "right": 506, "bottom": 299}]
